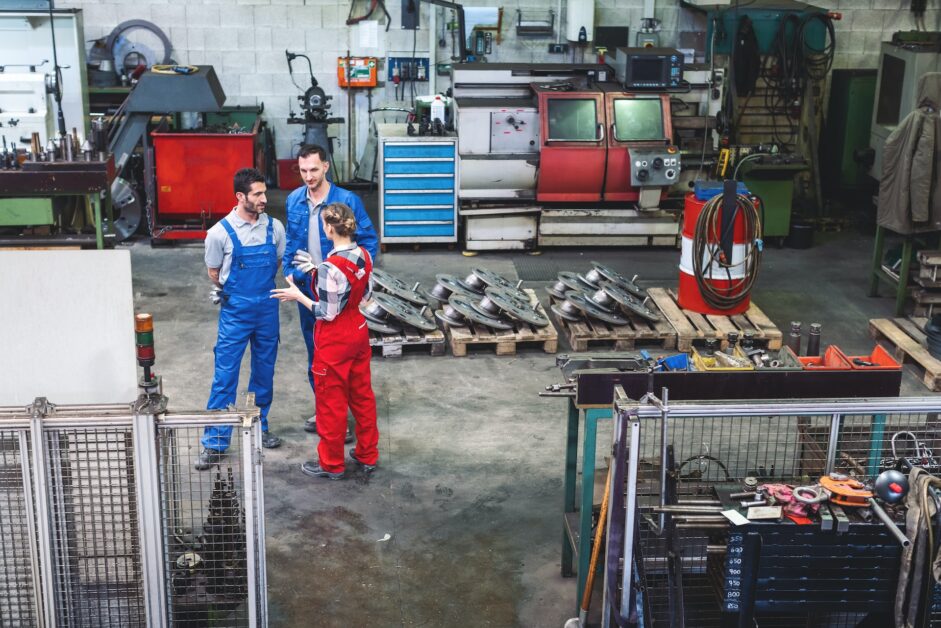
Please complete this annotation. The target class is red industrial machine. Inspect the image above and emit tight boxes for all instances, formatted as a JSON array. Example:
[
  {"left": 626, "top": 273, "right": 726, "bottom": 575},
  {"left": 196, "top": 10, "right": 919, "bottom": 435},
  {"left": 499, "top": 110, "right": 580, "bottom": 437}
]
[
  {"left": 150, "top": 120, "right": 260, "bottom": 241},
  {"left": 533, "top": 81, "right": 677, "bottom": 205}
]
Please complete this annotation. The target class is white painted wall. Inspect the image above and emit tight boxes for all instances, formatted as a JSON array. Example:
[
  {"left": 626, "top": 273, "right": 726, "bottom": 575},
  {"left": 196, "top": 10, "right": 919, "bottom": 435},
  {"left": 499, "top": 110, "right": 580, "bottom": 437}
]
[
  {"left": 0, "top": 250, "right": 139, "bottom": 406},
  {"left": 52, "top": 0, "right": 932, "bottom": 177}
]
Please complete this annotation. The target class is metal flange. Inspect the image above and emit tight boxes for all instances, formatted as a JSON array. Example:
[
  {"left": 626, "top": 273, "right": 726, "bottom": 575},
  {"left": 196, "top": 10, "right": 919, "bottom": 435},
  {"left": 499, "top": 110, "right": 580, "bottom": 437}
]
[
  {"left": 550, "top": 298, "right": 584, "bottom": 322},
  {"left": 360, "top": 300, "right": 405, "bottom": 333},
  {"left": 441, "top": 295, "right": 513, "bottom": 330},
  {"left": 484, "top": 287, "right": 550, "bottom": 327},
  {"left": 599, "top": 282, "right": 661, "bottom": 322},
  {"left": 424, "top": 273, "right": 480, "bottom": 304},
  {"left": 370, "top": 268, "right": 429, "bottom": 306},
  {"left": 371, "top": 292, "right": 437, "bottom": 331},
  {"left": 590, "top": 262, "right": 646, "bottom": 298},
  {"left": 564, "top": 291, "right": 629, "bottom": 326},
  {"left": 365, "top": 318, "right": 403, "bottom": 334},
  {"left": 463, "top": 267, "right": 522, "bottom": 294},
  {"left": 556, "top": 271, "right": 596, "bottom": 295}
]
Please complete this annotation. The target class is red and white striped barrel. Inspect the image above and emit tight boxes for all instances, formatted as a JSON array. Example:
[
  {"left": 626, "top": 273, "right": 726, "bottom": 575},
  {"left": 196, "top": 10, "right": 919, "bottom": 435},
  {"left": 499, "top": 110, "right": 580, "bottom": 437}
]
[{"left": 677, "top": 191, "right": 751, "bottom": 315}]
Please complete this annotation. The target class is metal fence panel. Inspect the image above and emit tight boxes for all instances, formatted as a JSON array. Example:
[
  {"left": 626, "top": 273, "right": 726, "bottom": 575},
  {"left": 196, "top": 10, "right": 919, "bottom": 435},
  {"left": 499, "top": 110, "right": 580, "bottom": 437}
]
[
  {"left": 0, "top": 399, "right": 267, "bottom": 628},
  {"left": 609, "top": 395, "right": 941, "bottom": 628},
  {"left": 0, "top": 430, "right": 39, "bottom": 626}
]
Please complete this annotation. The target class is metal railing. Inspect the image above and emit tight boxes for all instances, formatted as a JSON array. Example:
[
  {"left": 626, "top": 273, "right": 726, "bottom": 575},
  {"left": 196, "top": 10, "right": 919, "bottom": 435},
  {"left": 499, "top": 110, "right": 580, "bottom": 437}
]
[
  {"left": 603, "top": 391, "right": 941, "bottom": 628},
  {"left": 0, "top": 394, "right": 268, "bottom": 628}
]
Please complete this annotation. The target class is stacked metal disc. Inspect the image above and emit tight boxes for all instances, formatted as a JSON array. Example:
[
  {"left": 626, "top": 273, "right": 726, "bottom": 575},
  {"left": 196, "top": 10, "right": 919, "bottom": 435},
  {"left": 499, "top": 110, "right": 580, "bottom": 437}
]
[
  {"left": 547, "top": 261, "right": 660, "bottom": 326},
  {"left": 360, "top": 269, "right": 437, "bottom": 334},
  {"left": 433, "top": 267, "right": 551, "bottom": 330}
]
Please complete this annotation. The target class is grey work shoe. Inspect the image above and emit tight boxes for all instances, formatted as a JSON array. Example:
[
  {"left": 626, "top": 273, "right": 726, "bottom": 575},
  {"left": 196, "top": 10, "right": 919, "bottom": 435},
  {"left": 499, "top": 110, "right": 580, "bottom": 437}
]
[
  {"left": 194, "top": 448, "right": 224, "bottom": 471},
  {"left": 348, "top": 449, "right": 377, "bottom": 473},
  {"left": 300, "top": 460, "right": 344, "bottom": 480},
  {"left": 261, "top": 431, "right": 282, "bottom": 449},
  {"left": 303, "top": 416, "right": 317, "bottom": 433}
]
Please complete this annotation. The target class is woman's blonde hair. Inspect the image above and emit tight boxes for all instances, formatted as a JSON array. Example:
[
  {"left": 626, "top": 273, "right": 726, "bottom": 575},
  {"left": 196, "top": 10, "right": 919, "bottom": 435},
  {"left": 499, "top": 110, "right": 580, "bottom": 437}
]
[{"left": 322, "top": 202, "right": 357, "bottom": 238}]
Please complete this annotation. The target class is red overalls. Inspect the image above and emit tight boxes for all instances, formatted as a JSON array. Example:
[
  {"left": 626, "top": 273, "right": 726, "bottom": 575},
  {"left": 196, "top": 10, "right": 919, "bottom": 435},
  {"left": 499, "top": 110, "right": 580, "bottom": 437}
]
[{"left": 312, "top": 248, "right": 379, "bottom": 473}]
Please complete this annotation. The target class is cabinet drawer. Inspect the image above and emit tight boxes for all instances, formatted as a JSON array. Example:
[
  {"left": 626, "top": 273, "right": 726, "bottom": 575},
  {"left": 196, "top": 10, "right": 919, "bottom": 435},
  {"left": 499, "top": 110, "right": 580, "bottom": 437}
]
[
  {"left": 383, "top": 143, "right": 455, "bottom": 159},
  {"left": 384, "top": 191, "right": 455, "bottom": 206},
  {"left": 384, "top": 208, "right": 455, "bottom": 222},
  {"left": 383, "top": 175, "right": 454, "bottom": 191},
  {"left": 384, "top": 223, "right": 456, "bottom": 237},
  {"left": 383, "top": 160, "right": 455, "bottom": 175}
]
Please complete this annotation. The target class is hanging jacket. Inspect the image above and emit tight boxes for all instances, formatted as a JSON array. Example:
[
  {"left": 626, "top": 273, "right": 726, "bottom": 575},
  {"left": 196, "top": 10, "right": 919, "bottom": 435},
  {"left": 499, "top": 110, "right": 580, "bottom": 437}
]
[{"left": 878, "top": 72, "right": 941, "bottom": 235}]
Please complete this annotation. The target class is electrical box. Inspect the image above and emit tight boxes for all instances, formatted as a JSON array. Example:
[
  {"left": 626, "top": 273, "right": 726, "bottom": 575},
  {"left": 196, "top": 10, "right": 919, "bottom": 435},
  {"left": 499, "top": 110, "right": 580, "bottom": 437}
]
[
  {"left": 490, "top": 110, "right": 539, "bottom": 153},
  {"left": 387, "top": 56, "right": 430, "bottom": 82},
  {"left": 337, "top": 56, "right": 379, "bottom": 88}
]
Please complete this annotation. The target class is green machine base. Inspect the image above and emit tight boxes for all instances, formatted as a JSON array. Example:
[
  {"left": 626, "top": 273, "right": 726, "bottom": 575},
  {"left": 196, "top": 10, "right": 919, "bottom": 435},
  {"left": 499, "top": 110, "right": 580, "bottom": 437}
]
[{"left": 0, "top": 198, "right": 55, "bottom": 227}]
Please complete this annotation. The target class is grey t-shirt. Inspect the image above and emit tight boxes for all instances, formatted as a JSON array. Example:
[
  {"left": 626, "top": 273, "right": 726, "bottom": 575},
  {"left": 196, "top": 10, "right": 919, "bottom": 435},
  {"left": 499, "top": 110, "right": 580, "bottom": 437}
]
[{"left": 205, "top": 209, "right": 286, "bottom": 285}]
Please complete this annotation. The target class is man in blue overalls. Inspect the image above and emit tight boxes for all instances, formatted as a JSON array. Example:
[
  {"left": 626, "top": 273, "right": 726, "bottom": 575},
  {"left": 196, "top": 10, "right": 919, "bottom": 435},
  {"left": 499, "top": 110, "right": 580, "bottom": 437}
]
[
  {"left": 283, "top": 144, "right": 379, "bottom": 437},
  {"left": 197, "top": 168, "right": 286, "bottom": 470}
]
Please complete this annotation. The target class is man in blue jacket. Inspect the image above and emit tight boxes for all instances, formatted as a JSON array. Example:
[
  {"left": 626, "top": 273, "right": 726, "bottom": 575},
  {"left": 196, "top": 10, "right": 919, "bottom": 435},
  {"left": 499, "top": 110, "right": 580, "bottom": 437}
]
[{"left": 283, "top": 144, "right": 379, "bottom": 436}]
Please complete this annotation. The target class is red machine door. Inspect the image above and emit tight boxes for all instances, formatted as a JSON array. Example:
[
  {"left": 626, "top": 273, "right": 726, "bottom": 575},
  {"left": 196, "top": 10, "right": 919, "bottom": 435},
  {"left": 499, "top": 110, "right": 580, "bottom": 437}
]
[
  {"left": 536, "top": 92, "right": 606, "bottom": 203},
  {"left": 604, "top": 93, "right": 672, "bottom": 202}
]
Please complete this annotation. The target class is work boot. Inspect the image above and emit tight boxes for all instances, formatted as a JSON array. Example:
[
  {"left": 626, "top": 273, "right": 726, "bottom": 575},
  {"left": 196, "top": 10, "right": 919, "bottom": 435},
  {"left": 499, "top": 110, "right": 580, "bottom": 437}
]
[
  {"left": 304, "top": 416, "right": 317, "bottom": 433},
  {"left": 348, "top": 449, "right": 377, "bottom": 473},
  {"left": 261, "top": 431, "right": 282, "bottom": 449},
  {"left": 300, "top": 460, "right": 344, "bottom": 480},
  {"left": 194, "top": 448, "right": 224, "bottom": 471}
]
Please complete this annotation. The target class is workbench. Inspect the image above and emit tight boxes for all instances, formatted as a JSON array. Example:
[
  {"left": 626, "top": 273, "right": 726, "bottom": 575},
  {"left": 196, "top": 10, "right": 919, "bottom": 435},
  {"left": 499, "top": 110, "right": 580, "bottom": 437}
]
[
  {"left": 552, "top": 352, "right": 903, "bottom": 615},
  {"left": 0, "top": 157, "right": 117, "bottom": 249}
]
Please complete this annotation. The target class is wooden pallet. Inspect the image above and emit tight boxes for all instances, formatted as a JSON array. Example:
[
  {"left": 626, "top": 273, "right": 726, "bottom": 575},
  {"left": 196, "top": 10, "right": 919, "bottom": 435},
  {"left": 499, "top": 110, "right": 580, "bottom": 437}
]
[
  {"left": 446, "top": 289, "right": 558, "bottom": 357},
  {"left": 369, "top": 327, "right": 446, "bottom": 358},
  {"left": 648, "top": 287, "right": 783, "bottom": 352},
  {"left": 547, "top": 295, "right": 677, "bottom": 352},
  {"left": 869, "top": 317, "right": 941, "bottom": 391}
]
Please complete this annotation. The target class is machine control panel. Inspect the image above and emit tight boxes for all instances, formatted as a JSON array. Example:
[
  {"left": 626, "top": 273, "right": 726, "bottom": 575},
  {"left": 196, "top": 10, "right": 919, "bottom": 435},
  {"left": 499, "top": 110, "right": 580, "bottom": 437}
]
[{"left": 630, "top": 146, "right": 681, "bottom": 187}]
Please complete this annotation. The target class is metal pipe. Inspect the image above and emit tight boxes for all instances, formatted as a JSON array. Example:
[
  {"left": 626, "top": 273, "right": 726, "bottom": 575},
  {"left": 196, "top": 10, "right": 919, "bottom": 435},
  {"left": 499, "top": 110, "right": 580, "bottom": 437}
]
[
  {"left": 620, "top": 398, "right": 941, "bottom": 419},
  {"left": 243, "top": 421, "right": 259, "bottom": 627},
  {"left": 676, "top": 523, "right": 729, "bottom": 530},
  {"left": 658, "top": 388, "right": 670, "bottom": 532},
  {"left": 676, "top": 499, "right": 722, "bottom": 505},
  {"left": 652, "top": 506, "right": 724, "bottom": 514},
  {"left": 670, "top": 515, "right": 727, "bottom": 522},
  {"left": 825, "top": 412, "right": 842, "bottom": 474},
  {"left": 619, "top": 413, "right": 642, "bottom": 614},
  {"left": 868, "top": 498, "right": 910, "bottom": 547},
  {"left": 706, "top": 544, "right": 727, "bottom": 553}
]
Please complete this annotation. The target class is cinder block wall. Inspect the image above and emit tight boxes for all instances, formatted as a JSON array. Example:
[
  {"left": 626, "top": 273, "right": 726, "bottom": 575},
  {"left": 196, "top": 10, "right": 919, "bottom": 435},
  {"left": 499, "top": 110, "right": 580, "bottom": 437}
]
[{"left": 56, "top": 0, "right": 932, "bottom": 179}]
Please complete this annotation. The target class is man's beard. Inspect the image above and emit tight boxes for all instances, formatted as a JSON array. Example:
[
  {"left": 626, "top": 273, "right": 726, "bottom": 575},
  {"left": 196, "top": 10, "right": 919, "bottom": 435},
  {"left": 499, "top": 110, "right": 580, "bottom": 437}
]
[{"left": 245, "top": 199, "right": 265, "bottom": 215}]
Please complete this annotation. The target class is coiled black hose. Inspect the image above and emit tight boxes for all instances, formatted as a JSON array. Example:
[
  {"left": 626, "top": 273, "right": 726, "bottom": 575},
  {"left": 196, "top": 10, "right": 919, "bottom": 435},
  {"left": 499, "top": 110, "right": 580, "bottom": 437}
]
[{"left": 692, "top": 193, "right": 763, "bottom": 311}]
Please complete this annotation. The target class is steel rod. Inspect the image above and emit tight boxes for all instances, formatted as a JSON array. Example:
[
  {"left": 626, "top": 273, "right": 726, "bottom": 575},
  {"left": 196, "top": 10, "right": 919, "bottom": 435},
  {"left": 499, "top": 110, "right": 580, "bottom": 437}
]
[{"left": 868, "top": 498, "right": 910, "bottom": 547}]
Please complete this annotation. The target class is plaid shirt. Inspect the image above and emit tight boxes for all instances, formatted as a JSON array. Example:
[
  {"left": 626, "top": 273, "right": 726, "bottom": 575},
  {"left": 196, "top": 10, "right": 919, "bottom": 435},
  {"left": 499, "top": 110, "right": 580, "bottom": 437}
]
[{"left": 313, "top": 243, "right": 372, "bottom": 321}]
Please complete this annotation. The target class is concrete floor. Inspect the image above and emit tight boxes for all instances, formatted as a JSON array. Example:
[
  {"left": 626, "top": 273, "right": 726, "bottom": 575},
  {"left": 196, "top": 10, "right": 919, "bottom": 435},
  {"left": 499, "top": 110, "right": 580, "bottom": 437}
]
[{"left": 127, "top": 197, "right": 934, "bottom": 627}]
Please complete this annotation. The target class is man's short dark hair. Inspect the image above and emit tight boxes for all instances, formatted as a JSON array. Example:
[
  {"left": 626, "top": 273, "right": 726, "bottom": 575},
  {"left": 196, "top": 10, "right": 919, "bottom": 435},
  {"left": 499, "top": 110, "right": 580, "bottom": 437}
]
[
  {"left": 297, "top": 144, "right": 328, "bottom": 162},
  {"left": 234, "top": 168, "right": 265, "bottom": 196}
]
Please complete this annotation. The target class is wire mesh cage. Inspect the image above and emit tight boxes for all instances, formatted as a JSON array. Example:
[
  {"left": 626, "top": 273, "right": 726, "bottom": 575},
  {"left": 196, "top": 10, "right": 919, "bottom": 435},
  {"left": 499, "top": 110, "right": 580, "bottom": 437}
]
[
  {"left": 608, "top": 395, "right": 941, "bottom": 628},
  {"left": 158, "top": 425, "right": 255, "bottom": 627},
  {"left": 0, "top": 398, "right": 267, "bottom": 628},
  {"left": 43, "top": 426, "right": 145, "bottom": 627},
  {"left": 0, "top": 429, "right": 39, "bottom": 626}
]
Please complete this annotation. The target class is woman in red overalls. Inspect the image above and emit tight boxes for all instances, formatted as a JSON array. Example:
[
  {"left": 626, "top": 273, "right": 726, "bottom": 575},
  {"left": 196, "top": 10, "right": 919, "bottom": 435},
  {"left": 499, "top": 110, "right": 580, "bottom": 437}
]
[{"left": 271, "top": 202, "right": 379, "bottom": 480}]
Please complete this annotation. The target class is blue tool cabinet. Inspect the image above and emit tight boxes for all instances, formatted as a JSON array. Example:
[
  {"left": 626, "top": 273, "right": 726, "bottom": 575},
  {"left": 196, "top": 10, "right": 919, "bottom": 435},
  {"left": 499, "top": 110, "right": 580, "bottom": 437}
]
[{"left": 377, "top": 124, "right": 458, "bottom": 243}]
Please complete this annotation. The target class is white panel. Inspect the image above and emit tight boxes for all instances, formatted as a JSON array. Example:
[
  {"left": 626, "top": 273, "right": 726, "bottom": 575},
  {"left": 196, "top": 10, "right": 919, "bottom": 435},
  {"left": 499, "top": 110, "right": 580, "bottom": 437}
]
[
  {"left": 0, "top": 250, "right": 138, "bottom": 405},
  {"left": 565, "top": 0, "right": 595, "bottom": 42}
]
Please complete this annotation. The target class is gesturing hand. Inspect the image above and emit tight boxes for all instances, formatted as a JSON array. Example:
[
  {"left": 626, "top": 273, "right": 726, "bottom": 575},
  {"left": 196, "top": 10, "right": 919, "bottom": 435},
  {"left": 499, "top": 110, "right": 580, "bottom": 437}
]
[{"left": 270, "top": 275, "right": 304, "bottom": 303}]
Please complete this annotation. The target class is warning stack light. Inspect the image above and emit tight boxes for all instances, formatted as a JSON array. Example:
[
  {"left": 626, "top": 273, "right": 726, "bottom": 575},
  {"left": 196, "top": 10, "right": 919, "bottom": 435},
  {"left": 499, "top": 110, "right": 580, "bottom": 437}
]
[{"left": 134, "top": 313, "right": 156, "bottom": 384}]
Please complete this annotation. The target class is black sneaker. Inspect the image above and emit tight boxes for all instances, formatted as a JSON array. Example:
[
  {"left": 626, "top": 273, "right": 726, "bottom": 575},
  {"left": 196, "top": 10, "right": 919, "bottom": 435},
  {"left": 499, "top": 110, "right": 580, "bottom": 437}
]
[
  {"left": 349, "top": 449, "right": 377, "bottom": 472},
  {"left": 194, "top": 448, "right": 224, "bottom": 471},
  {"left": 300, "top": 460, "right": 344, "bottom": 480},
  {"left": 261, "top": 431, "right": 282, "bottom": 449},
  {"left": 345, "top": 429, "right": 355, "bottom": 445},
  {"left": 303, "top": 416, "right": 317, "bottom": 433}
]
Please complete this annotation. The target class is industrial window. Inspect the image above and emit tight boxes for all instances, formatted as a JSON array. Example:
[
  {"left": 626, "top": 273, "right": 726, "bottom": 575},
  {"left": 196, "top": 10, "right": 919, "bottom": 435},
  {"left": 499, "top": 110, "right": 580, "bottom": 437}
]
[
  {"left": 547, "top": 99, "right": 598, "bottom": 141},
  {"left": 614, "top": 98, "right": 664, "bottom": 141}
]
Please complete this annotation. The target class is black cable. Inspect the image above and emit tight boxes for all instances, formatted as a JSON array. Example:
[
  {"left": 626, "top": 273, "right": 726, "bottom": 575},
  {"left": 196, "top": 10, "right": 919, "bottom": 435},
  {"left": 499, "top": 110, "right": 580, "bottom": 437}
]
[
  {"left": 47, "top": 2, "right": 66, "bottom": 137},
  {"left": 691, "top": 193, "right": 763, "bottom": 311}
]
